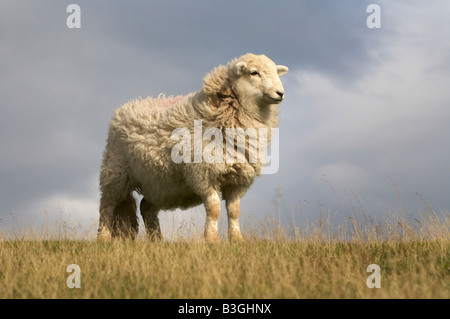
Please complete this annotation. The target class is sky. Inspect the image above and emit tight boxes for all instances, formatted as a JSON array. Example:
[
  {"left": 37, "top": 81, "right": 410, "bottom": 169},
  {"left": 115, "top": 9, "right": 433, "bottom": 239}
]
[{"left": 1, "top": 1, "right": 449, "bottom": 236}]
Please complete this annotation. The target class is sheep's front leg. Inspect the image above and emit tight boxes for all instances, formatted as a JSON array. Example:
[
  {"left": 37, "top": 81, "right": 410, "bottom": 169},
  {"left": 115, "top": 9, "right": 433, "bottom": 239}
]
[
  {"left": 226, "top": 195, "right": 243, "bottom": 242},
  {"left": 204, "top": 192, "right": 221, "bottom": 242}
]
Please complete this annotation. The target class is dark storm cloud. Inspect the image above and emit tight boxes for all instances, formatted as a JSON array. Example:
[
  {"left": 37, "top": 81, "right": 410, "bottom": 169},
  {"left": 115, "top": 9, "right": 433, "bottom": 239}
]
[
  {"left": 87, "top": 0, "right": 379, "bottom": 79},
  {"left": 0, "top": 0, "right": 377, "bottom": 222}
]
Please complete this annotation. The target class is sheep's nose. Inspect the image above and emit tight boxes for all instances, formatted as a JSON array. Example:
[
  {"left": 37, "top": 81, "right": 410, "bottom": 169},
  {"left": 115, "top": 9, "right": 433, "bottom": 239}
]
[{"left": 276, "top": 91, "right": 284, "bottom": 99}]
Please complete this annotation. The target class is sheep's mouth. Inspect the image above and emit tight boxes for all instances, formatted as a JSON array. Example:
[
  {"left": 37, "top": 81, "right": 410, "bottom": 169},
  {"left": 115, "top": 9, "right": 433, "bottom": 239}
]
[{"left": 263, "top": 95, "right": 283, "bottom": 104}]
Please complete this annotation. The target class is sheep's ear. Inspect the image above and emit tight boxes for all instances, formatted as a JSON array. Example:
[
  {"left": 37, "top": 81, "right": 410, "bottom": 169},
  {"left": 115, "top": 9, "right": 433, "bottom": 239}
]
[
  {"left": 277, "top": 65, "right": 289, "bottom": 76},
  {"left": 234, "top": 61, "right": 247, "bottom": 75}
]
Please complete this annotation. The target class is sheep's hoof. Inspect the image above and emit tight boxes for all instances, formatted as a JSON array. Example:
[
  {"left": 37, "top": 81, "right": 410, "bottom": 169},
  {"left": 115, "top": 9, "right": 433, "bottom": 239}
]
[
  {"left": 204, "top": 232, "right": 220, "bottom": 243},
  {"left": 147, "top": 231, "right": 164, "bottom": 242},
  {"left": 229, "top": 233, "right": 243, "bottom": 242},
  {"left": 97, "top": 228, "right": 112, "bottom": 241}
]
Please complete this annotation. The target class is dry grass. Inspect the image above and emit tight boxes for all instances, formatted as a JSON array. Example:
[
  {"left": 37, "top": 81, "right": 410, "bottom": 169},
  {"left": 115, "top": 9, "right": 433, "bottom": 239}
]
[{"left": 0, "top": 206, "right": 448, "bottom": 299}]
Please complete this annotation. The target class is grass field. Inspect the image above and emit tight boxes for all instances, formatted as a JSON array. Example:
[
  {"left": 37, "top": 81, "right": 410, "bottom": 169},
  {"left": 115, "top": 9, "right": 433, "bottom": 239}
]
[{"left": 0, "top": 207, "right": 448, "bottom": 299}]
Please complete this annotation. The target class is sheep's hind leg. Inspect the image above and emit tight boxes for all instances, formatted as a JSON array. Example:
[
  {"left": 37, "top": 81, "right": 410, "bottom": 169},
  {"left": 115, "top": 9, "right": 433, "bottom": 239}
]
[
  {"left": 98, "top": 195, "right": 115, "bottom": 241},
  {"left": 140, "top": 198, "right": 163, "bottom": 241},
  {"left": 98, "top": 150, "right": 135, "bottom": 241},
  {"left": 112, "top": 194, "right": 138, "bottom": 239}
]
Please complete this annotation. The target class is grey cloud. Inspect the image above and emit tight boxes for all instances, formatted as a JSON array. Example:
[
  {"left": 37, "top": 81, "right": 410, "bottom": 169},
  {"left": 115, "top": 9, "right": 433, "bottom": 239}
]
[
  {"left": 85, "top": 0, "right": 381, "bottom": 79},
  {"left": 0, "top": 0, "right": 448, "bottom": 231}
]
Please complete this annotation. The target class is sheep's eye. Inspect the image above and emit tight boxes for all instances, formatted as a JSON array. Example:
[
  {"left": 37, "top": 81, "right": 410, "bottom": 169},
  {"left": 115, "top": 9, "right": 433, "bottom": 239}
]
[{"left": 250, "top": 70, "right": 259, "bottom": 76}]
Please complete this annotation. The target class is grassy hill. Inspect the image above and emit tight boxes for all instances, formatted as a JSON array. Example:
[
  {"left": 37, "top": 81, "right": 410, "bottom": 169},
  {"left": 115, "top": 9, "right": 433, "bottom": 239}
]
[{"left": 0, "top": 208, "right": 448, "bottom": 298}]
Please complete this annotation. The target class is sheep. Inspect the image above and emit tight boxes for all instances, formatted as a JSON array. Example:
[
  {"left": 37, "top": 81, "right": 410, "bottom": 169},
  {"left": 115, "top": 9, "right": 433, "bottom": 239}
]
[{"left": 98, "top": 53, "right": 288, "bottom": 242}]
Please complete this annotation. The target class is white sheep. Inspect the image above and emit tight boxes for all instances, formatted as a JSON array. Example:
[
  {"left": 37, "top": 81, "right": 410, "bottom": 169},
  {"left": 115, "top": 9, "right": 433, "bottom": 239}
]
[{"left": 98, "top": 53, "right": 288, "bottom": 241}]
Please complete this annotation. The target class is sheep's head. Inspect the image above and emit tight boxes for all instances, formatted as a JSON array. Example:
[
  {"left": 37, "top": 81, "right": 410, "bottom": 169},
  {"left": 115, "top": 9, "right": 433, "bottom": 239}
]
[
  {"left": 231, "top": 54, "right": 288, "bottom": 106},
  {"left": 203, "top": 53, "right": 288, "bottom": 111}
]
